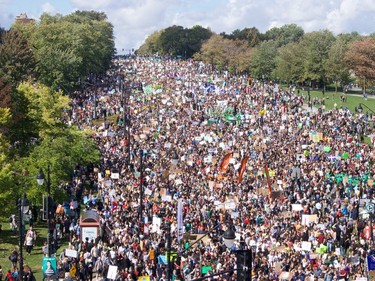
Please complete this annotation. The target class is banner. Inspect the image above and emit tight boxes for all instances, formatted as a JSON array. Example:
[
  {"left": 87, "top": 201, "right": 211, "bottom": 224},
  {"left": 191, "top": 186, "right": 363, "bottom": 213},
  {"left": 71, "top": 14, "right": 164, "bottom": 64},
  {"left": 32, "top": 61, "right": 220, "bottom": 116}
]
[
  {"left": 221, "top": 153, "right": 232, "bottom": 173},
  {"left": 177, "top": 198, "right": 183, "bottom": 242},
  {"left": 368, "top": 255, "right": 375, "bottom": 271},
  {"left": 238, "top": 156, "right": 249, "bottom": 183}
]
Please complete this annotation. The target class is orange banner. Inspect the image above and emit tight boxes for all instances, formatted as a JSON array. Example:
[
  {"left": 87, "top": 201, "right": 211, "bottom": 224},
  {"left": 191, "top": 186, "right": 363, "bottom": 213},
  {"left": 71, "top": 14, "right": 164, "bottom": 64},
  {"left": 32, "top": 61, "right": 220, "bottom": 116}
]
[
  {"left": 238, "top": 156, "right": 249, "bottom": 183},
  {"left": 221, "top": 153, "right": 232, "bottom": 173}
]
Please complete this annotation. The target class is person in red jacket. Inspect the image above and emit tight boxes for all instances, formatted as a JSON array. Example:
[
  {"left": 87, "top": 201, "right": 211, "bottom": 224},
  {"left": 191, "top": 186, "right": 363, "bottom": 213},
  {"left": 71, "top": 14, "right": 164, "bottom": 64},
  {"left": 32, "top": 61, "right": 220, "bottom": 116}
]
[{"left": 5, "top": 270, "right": 13, "bottom": 281}]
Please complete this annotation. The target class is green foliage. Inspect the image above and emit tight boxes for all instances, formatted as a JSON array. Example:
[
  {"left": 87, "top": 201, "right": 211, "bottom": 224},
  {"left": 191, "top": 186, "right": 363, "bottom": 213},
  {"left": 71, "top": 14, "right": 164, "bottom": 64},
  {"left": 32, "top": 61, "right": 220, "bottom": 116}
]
[
  {"left": 324, "top": 36, "right": 351, "bottom": 91},
  {"left": 18, "top": 129, "right": 100, "bottom": 204},
  {"left": 299, "top": 30, "right": 335, "bottom": 83},
  {"left": 274, "top": 42, "right": 305, "bottom": 83},
  {"left": 0, "top": 30, "right": 36, "bottom": 85},
  {"left": 221, "top": 27, "right": 261, "bottom": 47},
  {"left": 262, "top": 24, "right": 304, "bottom": 47},
  {"left": 0, "top": 80, "right": 100, "bottom": 214},
  {"left": 250, "top": 40, "right": 278, "bottom": 79},
  {"left": 13, "top": 11, "right": 114, "bottom": 92},
  {"left": 137, "top": 30, "right": 163, "bottom": 55},
  {"left": 137, "top": 25, "right": 212, "bottom": 58}
]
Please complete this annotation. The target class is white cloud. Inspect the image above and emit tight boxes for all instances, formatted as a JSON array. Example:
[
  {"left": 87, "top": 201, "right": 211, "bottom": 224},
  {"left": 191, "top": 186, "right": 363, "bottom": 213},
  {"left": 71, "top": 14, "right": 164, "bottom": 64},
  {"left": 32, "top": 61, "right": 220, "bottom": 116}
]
[
  {"left": 1, "top": 0, "right": 374, "bottom": 49},
  {"left": 42, "top": 2, "right": 57, "bottom": 14},
  {"left": 43, "top": 0, "right": 375, "bottom": 49}
]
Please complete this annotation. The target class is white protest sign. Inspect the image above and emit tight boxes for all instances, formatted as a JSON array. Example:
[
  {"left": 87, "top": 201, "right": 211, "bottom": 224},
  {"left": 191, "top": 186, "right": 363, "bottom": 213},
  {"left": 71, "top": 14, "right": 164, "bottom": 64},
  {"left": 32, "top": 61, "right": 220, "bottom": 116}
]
[
  {"left": 65, "top": 249, "right": 78, "bottom": 258},
  {"left": 162, "top": 195, "right": 172, "bottom": 202},
  {"left": 301, "top": 241, "right": 312, "bottom": 252},
  {"left": 107, "top": 265, "right": 118, "bottom": 280},
  {"left": 291, "top": 204, "right": 303, "bottom": 211}
]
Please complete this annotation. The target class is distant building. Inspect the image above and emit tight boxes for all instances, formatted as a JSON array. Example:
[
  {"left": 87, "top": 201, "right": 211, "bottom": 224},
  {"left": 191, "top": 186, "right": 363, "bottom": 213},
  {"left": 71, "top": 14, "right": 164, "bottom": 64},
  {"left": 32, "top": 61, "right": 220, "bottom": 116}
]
[{"left": 15, "top": 13, "right": 35, "bottom": 24}]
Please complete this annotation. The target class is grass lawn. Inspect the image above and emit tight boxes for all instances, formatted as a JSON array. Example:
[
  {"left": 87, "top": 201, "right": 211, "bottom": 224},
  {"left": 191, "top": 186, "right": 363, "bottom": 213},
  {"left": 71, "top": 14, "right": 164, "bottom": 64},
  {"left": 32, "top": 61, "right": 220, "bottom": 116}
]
[
  {"left": 0, "top": 222, "right": 69, "bottom": 280},
  {"left": 297, "top": 89, "right": 375, "bottom": 114}
]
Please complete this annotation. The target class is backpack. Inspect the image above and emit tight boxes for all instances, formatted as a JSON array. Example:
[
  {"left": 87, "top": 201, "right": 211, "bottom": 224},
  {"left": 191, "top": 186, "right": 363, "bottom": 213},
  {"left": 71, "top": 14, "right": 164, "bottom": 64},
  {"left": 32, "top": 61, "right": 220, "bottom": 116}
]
[{"left": 8, "top": 217, "right": 12, "bottom": 223}]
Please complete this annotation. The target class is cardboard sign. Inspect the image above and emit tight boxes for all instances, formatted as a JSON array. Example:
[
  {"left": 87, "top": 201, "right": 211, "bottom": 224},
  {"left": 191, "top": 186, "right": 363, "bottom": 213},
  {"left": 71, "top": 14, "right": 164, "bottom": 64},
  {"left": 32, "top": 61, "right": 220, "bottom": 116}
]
[{"left": 301, "top": 214, "right": 318, "bottom": 226}]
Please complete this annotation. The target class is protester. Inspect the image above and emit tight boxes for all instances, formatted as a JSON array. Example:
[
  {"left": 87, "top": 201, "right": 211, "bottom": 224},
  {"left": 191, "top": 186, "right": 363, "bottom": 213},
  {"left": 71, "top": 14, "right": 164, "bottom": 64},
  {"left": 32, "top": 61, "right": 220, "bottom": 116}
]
[{"left": 52, "top": 55, "right": 375, "bottom": 280}]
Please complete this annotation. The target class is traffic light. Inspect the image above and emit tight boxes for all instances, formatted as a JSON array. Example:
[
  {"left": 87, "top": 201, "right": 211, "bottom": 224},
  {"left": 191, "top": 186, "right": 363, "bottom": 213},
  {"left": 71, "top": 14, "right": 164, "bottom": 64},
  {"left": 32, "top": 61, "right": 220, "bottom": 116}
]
[{"left": 236, "top": 250, "right": 252, "bottom": 281}]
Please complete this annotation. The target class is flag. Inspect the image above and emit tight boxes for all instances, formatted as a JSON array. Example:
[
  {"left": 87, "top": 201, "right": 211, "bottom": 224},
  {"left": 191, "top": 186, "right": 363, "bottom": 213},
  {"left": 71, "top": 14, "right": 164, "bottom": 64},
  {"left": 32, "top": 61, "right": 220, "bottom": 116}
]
[
  {"left": 158, "top": 255, "right": 167, "bottom": 265},
  {"left": 111, "top": 201, "right": 119, "bottom": 212},
  {"left": 238, "top": 156, "right": 249, "bottom": 183},
  {"left": 367, "top": 255, "right": 375, "bottom": 271},
  {"left": 259, "top": 109, "right": 267, "bottom": 116},
  {"left": 221, "top": 153, "right": 232, "bottom": 173}
]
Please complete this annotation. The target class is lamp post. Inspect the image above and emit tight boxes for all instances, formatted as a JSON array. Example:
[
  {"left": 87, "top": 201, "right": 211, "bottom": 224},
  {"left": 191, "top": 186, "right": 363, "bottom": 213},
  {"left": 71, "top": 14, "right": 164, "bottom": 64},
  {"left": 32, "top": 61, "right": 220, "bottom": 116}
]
[
  {"left": 17, "top": 193, "right": 30, "bottom": 281},
  {"left": 139, "top": 149, "right": 144, "bottom": 224},
  {"left": 159, "top": 208, "right": 172, "bottom": 281},
  {"left": 36, "top": 165, "right": 52, "bottom": 257}
]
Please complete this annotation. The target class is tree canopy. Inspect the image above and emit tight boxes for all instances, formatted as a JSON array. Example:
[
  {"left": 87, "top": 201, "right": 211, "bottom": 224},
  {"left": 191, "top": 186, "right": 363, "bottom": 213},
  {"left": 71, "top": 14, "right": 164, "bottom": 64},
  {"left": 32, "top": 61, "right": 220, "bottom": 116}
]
[{"left": 12, "top": 10, "right": 115, "bottom": 92}]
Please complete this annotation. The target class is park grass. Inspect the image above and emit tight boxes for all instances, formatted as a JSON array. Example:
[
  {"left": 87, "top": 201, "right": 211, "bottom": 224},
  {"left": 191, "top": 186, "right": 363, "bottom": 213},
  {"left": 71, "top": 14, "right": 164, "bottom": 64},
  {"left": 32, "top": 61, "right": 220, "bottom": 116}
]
[
  {"left": 297, "top": 89, "right": 375, "bottom": 114},
  {"left": 0, "top": 222, "right": 69, "bottom": 280}
]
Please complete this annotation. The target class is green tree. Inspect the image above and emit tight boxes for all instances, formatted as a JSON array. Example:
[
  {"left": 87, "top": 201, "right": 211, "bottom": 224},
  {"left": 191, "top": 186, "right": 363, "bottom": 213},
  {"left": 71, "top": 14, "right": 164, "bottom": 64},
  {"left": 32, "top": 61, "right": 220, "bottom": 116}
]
[
  {"left": 15, "top": 128, "right": 100, "bottom": 203},
  {"left": 262, "top": 24, "right": 304, "bottom": 46},
  {"left": 274, "top": 42, "right": 305, "bottom": 83},
  {"left": 159, "top": 25, "right": 186, "bottom": 57},
  {"left": 300, "top": 30, "right": 335, "bottom": 88},
  {"left": 185, "top": 25, "right": 212, "bottom": 58},
  {"left": 249, "top": 40, "right": 278, "bottom": 79},
  {"left": 0, "top": 30, "right": 36, "bottom": 85},
  {"left": 325, "top": 36, "right": 351, "bottom": 93},
  {"left": 13, "top": 11, "right": 114, "bottom": 92},
  {"left": 0, "top": 77, "right": 16, "bottom": 209},
  {"left": 137, "top": 30, "right": 163, "bottom": 55}
]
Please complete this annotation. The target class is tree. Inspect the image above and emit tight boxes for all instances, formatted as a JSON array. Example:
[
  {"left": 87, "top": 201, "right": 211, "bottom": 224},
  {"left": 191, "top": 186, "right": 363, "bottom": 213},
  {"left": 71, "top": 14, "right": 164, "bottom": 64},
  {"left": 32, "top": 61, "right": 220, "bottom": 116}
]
[
  {"left": 249, "top": 40, "right": 278, "bottom": 79},
  {"left": 262, "top": 24, "right": 304, "bottom": 47},
  {"left": 299, "top": 30, "right": 335, "bottom": 87},
  {"left": 137, "top": 30, "right": 163, "bottom": 55},
  {"left": 16, "top": 128, "right": 101, "bottom": 203},
  {"left": 325, "top": 36, "right": 351, "bottom": 93},
  {"left": 185, "top": 25, "right": 212, "bottom": 58},
  {"left": 0, "top": 30, "right": 36, "bottom": 85},
  {"left": 13, "top": 11, "right": 114, "bottom": 92},
  {"left": 1, "top": 82, "right": 100, "bottom": 211},
  {"left": 0, "top": 77, "right": 14, "bottom": 209},
  {"left": 274, "top": 42, "right": 305, "bottom": 83},
  {"left": 345, "top": 37, "right": 375, "bottom": 93},
  {"left": 158, "top": 25, "right": 186, "bottom": 57},
  {"left": 226, "top": 40, "right": 253, "bottom": 73}
]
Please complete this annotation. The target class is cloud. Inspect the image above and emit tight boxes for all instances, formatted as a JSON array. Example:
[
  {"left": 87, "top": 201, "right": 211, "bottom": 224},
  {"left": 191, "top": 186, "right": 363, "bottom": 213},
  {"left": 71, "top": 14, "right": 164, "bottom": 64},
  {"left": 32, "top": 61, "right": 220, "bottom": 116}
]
[
  {"left": 2, "top": 0, "right": 375, "bottom": 49},
  {"left": 42, "top": 2, "right": 57, "bottom": 14}
]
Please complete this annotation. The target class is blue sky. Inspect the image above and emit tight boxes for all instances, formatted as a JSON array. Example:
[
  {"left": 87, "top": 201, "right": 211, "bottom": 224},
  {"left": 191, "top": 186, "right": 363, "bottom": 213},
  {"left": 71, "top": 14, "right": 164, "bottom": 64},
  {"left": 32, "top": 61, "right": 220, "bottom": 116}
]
[{"left": 1, "top": 0, "right": 375, "bottom": 52}]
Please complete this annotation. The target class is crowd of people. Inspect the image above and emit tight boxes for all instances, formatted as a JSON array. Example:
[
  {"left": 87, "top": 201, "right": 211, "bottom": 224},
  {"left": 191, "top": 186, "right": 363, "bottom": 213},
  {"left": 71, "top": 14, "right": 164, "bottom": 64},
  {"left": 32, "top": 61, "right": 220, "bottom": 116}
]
[{"left": 11, "top": 56, "right": 375, "bottom": 281}]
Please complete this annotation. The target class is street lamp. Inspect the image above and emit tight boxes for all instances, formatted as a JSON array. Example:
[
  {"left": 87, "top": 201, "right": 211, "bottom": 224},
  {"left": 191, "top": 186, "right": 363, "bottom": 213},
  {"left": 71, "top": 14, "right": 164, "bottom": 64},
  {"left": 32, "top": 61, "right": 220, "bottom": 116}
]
[
  {"left": 36, "top": 165, "right": 52, "bottom": 257},
  {"left": 139, "top": 149, "right": 146, "bottom": 224},
  {"left": 223, "top": 227, "right": 235, "bottom": 248},
  {"left": 18, "top": 193, "right": 30, "bottom": 281}
]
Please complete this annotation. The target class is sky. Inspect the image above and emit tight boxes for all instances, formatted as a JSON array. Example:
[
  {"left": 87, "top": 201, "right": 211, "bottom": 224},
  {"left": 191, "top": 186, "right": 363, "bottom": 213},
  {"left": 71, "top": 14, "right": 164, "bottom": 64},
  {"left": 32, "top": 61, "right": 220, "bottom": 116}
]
[{"left": 1, "top": 0, "right": 375, "bottom": 54}]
